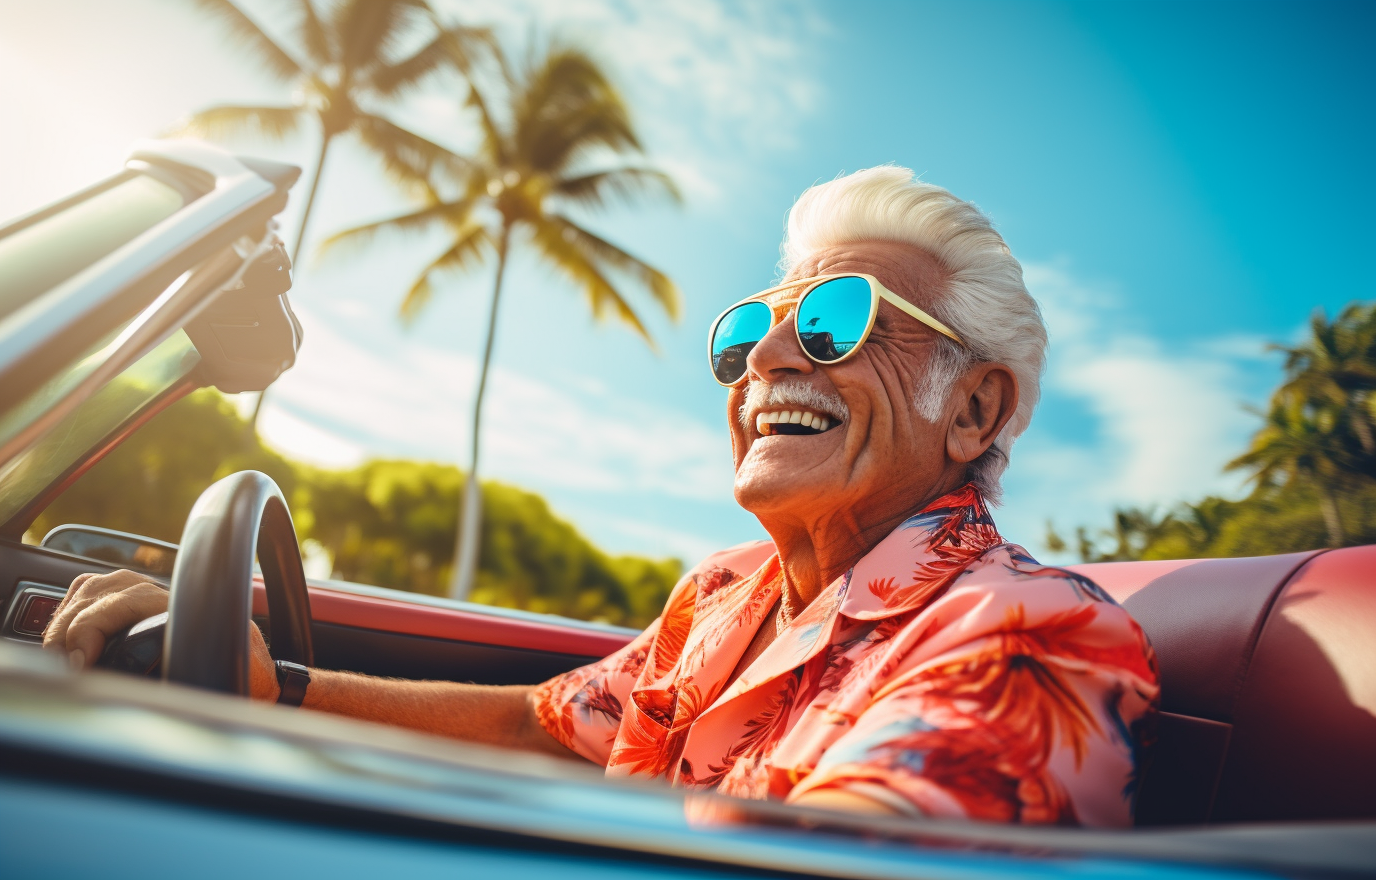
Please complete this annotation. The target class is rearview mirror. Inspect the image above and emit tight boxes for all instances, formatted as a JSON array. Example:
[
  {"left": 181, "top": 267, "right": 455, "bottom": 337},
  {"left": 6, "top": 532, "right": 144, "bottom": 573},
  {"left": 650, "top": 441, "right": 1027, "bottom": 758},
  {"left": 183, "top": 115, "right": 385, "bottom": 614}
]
[{"left": 41, "top": 525, "right": 177, "bottom": 579}]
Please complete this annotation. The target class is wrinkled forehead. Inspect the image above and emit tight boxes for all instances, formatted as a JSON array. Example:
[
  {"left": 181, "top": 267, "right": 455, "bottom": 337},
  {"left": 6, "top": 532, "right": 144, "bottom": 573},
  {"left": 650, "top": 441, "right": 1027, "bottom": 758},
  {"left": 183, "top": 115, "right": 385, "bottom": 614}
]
[{"left": 785, "top": 240, "right": 947, "bottom": 306}]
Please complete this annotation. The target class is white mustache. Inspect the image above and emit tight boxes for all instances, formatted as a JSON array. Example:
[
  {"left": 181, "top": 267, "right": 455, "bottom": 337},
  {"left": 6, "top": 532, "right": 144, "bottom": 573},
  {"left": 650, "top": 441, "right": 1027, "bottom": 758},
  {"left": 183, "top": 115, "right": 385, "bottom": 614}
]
[{"left": 737, "top": 379, "right": 849, "bottom": 430}]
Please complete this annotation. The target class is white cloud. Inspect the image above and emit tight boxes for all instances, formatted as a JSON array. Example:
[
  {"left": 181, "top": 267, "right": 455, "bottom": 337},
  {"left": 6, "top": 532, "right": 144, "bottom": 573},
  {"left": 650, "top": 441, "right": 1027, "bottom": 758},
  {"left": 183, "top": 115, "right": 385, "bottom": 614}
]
[
  {"left": 1000, "top": 262, "right": 1273, "bottom": 558},
  {"left": 596, "top": 516, "right": 726, "bottom": 564},
  {"left": 258, "top": 406, "right": 367, "bottom": 469},
  {"left": 259, "top": 307, "right": 736, "bottom": 503}
]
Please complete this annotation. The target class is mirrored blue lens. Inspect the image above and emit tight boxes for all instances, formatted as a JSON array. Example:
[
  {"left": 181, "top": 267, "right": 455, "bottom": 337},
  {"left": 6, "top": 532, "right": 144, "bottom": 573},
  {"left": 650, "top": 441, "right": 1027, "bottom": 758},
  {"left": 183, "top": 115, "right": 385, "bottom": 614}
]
[
  {"left": 796, "top": 277, "right": 873, "bottom": 363},
  {"left": 710, "top": 301, "right": 771, "bottom": 384}
]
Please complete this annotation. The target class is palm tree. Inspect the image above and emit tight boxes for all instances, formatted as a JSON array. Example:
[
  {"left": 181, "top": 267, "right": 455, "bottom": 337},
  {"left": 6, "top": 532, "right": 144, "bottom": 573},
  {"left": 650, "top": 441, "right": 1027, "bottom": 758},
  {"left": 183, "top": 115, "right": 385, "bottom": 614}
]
[
  {"left": 181, "top": 0, "right": 489, "bottom": 430},
  {"left": 324, "top": 41, "right": 682, "bottom": 600},
  {"left": 1228, "top": 396, "right": 1354, "bottom": 546},
  {"left": 1062, "top": 507, "right": 1174, "bottom": 562},
  {"left": 182, "top": 0, "right": 488, "bottom": 266},
  {"left": 1272, "top": 302, "right": 1376, "bottom": 462}
]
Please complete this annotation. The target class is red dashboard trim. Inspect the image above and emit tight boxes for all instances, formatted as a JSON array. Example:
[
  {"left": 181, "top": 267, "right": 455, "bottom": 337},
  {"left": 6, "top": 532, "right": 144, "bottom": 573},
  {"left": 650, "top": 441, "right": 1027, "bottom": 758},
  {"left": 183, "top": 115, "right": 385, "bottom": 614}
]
[{"left": 251, "top": 580, "right": 633, "bottom": 659}]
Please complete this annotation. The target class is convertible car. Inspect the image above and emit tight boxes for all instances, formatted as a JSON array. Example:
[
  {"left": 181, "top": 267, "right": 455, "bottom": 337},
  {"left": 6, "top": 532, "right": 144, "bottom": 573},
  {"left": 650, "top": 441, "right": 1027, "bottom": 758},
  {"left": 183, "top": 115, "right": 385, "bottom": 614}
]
[{"left": 0, "top": 141, "right": 1373, "bottom": 879}]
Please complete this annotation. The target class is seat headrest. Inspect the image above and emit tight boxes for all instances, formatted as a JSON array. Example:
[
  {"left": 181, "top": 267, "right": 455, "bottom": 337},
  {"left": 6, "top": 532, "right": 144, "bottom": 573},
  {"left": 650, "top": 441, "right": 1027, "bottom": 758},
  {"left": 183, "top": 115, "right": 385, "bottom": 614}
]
[{"left": 1070, "top": 547, "right": 1376, "bottom": 824}]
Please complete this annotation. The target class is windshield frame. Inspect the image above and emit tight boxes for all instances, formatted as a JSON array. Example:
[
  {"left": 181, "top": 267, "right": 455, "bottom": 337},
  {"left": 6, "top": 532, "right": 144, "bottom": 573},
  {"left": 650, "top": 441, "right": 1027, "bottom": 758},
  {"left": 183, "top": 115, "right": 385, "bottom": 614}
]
[
  {"left": 0, "top": 141, "right": 282, "bottom": 435},
  {"left": 0, "top": 141, "right": 297, "bottom": 536},
  {"left": 0, "top": 358, "right": 199, "bottom": 540}
]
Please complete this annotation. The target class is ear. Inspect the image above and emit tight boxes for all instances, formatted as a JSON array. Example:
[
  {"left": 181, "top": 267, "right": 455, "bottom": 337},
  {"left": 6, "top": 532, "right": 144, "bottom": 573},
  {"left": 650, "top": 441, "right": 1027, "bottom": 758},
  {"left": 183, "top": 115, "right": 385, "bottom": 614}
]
[{"left": 946, "top": 363, "right": 1019, "bottom": 465}]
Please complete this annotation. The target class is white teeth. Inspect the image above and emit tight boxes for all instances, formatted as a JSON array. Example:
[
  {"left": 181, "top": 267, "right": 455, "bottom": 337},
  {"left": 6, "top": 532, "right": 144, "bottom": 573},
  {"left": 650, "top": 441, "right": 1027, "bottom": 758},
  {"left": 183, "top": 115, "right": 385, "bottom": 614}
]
[{"left": 753, "top": 409, "right": 838, "bottom": 434}]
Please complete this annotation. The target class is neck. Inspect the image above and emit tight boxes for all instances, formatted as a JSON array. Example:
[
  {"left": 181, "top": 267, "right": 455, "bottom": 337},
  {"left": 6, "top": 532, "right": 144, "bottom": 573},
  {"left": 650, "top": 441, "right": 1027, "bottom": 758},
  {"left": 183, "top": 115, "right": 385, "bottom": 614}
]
[{"left": 756, "top": 473, "right": 967, "bottom": 607}]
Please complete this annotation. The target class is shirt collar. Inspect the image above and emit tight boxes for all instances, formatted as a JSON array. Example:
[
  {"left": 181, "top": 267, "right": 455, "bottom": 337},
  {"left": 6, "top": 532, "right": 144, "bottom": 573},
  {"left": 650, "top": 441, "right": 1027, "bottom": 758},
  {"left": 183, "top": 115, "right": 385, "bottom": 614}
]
[
  {"left": 694, "top": 485, "right": 1001, "bottom": 716},
  {"left": 836, "top": 483, "right": 1004, "bottom": 620}
]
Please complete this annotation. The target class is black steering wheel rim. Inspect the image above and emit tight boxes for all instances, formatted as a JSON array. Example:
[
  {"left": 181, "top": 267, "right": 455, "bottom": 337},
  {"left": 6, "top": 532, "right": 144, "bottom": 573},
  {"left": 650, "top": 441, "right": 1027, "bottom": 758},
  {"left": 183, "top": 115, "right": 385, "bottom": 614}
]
[{"left": 162, "top": 470, "right": 313, "bottom": 695}]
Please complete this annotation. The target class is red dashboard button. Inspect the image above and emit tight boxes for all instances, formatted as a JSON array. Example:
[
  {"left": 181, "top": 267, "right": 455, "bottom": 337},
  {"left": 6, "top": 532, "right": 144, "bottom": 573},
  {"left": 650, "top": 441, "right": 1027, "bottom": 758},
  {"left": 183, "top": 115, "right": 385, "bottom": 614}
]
[{"left": 18, "top": 595, "right": 60, "bottom": 635}]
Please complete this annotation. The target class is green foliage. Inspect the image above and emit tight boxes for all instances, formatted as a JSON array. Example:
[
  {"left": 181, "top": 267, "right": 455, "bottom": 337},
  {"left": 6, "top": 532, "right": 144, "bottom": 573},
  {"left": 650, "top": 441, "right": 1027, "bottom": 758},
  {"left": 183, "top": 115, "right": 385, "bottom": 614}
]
[
  {"left": 1056, "top": 481, "right": 1376, "bottom": 563},
  {"left": 1272, "top": 301, "right": 1376, "bottom": 462},
  {"left": 30, "top": 389, "right": 681, "bottom": 627},
  {"left": 298, "top": 459, "right": 464, "bottom": 597},
  {"left": 1056, "top": 301, "right": 1376, "bottom": 562},
  {"left": 31, "top": 390, "right": 296, "bottom": 544}
]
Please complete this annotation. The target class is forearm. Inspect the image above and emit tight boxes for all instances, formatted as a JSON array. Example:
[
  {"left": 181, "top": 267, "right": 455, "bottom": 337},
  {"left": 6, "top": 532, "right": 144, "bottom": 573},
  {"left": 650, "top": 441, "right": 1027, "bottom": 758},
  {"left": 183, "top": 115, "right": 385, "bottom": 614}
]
[{"left": 297, "top": 669, "right": 578, "bottom": 760}]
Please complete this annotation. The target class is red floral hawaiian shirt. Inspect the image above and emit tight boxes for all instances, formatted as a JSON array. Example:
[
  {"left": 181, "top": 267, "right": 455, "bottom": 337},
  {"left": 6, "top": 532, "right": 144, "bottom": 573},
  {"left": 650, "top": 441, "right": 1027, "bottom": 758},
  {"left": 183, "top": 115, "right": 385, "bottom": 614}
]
[{"left": 533, "top": 485, "right": 1159, "bottom": 827}]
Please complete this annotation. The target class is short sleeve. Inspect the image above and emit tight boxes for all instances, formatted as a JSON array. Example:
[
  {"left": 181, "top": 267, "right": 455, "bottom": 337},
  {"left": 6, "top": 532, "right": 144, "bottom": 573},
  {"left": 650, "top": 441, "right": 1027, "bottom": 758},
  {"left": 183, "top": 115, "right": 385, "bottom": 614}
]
[
  {"left": 788, "top": 569, "right": 1158, "bottom": 827},
  {"left": 532, "top": 619, "right": 659, "bottom": 765},
  {"left": 532, "top": 540, "right": 776, "bottom": 767}
]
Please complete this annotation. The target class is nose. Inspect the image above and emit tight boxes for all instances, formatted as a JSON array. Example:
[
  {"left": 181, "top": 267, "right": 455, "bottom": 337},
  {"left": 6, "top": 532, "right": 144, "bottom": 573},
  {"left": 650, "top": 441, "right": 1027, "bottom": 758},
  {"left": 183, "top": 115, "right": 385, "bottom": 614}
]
[{"left": 744, "top": 307, "right": 815, "bottom": 382}]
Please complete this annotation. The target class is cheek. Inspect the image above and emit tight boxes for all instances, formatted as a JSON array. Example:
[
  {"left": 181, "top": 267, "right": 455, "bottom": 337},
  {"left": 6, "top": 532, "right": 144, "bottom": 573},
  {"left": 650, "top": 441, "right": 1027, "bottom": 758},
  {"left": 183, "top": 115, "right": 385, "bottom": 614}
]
[
  {"left": 834, "top": 363, "right": 921, "bottom": 445},
  {"left": 838, "top": 387, "right": 939, "bottom": 477},
  {"left": 726, "top": 388, "right": 749, "bottom": 465}
]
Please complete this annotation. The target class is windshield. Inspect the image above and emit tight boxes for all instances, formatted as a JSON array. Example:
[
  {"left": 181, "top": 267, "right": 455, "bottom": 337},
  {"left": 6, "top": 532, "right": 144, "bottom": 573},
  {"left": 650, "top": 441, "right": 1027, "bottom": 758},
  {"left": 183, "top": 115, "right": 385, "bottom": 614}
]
[
  {"left": 0, "top": 330, "right": 201, "bottom": 528},
  {"left": 0, "top": 173, "right": 185, "bottom": 324}
]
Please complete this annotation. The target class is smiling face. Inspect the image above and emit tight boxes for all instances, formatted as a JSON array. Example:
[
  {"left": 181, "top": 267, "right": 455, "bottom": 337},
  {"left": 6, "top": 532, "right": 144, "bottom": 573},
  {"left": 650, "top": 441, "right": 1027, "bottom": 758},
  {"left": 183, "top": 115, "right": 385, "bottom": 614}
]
[{"left": 728, "top": 240, "right": 972, "bottom": 542}]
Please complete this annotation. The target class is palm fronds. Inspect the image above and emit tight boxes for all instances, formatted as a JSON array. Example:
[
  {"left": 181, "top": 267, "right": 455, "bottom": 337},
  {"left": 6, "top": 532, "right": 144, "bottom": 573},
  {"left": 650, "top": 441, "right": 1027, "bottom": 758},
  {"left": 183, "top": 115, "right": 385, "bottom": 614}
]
[
  {"left": 353, "top": 113, "right": 474, "bottom": 190},
  {"left": 529, "top": 217, "right": 652, "bottom": 342},
  {"left": 331, "top": 0, "right": 428, "bottom": 71},
  {"left": 188, "top": 0, "right": 303, "bottom": 81},
  {"left": 317, "top": 199, "right": 470, "bottom": 259},
  {"left": 370, "top": 25, "right": 493, "bottom": 94},
  {"left": 177, "top": 104, "right": 304, "bottom": 139},
  {"left": 400, "top": 224, "right": 493, "bottom": 322},
  {"left": 555, "top": 168, "right": 681, "bottom": 211},
  {"left": 292, "top": 0, "right": 332, "bottom": 66},
  {"left": 541, "top": 215, "right": 681, "bottom": 323}
]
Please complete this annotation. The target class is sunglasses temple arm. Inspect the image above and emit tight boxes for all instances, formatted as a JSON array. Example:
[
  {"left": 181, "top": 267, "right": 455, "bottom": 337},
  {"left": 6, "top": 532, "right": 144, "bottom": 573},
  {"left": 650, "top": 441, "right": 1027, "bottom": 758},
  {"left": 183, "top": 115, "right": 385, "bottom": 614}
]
[{"left": 877, "top": 290, "right": 964, "bottom": 345}]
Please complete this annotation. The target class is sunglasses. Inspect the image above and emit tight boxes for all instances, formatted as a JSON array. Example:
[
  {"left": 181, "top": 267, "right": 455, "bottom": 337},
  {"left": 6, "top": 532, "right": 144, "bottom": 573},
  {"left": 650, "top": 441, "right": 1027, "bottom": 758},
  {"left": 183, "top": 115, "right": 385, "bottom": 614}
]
[{"left": 708, "top": 273, "right": 964, "bottom": 386}]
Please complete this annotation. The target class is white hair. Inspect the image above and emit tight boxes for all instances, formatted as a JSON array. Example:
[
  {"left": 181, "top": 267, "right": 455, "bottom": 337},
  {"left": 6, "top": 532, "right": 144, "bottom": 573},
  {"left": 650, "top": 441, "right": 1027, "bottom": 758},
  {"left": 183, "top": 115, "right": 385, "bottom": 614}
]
[{"left": 779, "top": 165, "right": 1047, "bottom": 503}]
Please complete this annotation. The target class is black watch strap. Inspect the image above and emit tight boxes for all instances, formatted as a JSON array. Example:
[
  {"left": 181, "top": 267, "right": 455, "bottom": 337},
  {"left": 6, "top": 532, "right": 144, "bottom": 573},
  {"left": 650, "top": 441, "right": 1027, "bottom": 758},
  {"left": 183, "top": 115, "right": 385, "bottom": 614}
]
[{"left": 275, "top": 660, "right": 310, "bottom": 707}]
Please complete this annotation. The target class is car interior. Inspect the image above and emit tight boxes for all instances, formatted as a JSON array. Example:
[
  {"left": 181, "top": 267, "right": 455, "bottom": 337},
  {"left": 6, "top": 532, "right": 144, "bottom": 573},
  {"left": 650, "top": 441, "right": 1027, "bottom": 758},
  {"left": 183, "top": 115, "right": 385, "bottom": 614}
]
[
  {"left": 1069, "top": 547, "right": 1376, "bottom": 826},
  {"left": 4, "top": 536, "right": 1371, "bottom": 828},
  {"left": 0, "top": 140, "right": 1372, "bottom": 856}
]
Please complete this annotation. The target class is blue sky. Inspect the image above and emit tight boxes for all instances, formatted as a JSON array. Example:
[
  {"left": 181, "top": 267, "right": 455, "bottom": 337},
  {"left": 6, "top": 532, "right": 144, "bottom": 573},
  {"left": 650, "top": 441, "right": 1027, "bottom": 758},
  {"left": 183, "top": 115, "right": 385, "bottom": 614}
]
[{"left": 2, "top": 0, "right": 1372, "bottom": 565}]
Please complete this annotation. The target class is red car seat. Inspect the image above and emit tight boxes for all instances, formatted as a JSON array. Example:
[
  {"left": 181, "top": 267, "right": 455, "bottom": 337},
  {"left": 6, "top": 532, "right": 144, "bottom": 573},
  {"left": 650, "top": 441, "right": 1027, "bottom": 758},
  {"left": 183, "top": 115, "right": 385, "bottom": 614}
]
[{"left": 1069, "top": 545, "right": 1376, "bottom": 826}]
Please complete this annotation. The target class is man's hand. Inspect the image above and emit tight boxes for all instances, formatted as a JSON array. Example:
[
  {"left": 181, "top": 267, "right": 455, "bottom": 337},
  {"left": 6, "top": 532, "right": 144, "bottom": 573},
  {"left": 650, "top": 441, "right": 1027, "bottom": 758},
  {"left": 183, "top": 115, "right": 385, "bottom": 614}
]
[
  {"left": 43, "top": 570, "right": 168, "bottom": 670},
  {"left": 41, "top": 571, "right": 569, "bottom": 759},
  {"left": 42, "top": 570, "right": 278, "bottom": 700}
]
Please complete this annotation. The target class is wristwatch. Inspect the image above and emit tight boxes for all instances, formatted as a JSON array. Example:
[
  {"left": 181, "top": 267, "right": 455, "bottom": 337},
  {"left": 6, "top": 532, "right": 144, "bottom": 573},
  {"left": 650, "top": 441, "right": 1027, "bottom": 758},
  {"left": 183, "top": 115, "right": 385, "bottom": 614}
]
[{"left": 274, "top": 660, "right": 310, "bottom": 706}]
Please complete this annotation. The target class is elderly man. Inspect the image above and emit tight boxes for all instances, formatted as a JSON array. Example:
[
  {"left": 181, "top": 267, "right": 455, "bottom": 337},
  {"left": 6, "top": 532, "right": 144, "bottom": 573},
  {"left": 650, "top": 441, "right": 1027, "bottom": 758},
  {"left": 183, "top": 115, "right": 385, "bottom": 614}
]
[{"left": 44, "top": 167, "right": 1157, "bottom": 827}]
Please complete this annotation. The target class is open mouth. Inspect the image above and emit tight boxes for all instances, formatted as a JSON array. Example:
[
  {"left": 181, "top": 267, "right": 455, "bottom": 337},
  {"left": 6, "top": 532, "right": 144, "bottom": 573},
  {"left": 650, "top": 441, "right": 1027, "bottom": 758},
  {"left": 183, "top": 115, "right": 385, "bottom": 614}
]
[{"left": 754, "top": 409, "right": 838, "bottom": 436}]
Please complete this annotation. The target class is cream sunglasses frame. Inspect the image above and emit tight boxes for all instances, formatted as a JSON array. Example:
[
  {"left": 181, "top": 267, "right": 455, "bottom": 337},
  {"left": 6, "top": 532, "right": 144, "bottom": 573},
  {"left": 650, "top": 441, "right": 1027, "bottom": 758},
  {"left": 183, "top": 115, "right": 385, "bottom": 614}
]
[{"left": 707, "top": 272, "right": 964, "bottom": 387}]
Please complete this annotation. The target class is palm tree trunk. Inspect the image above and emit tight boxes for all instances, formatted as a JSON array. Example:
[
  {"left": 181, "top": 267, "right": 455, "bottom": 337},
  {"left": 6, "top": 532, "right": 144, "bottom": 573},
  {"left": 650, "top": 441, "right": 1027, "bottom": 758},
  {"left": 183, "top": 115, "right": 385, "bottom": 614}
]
[
  {"left": 291, "top": 129, "right": 334, "bottom": 267},
  {"left": 1319, "top": 487, "right": 1346, "bottom": 547},
  {"left": 1350, "top": 397, "right": 1374, "bottom": 455},
  {"left": 245, "top": 389, "right": 267, "bottom": 440},
  {"left": 450, "top": 224, "right": 512, "bottom": 600},
  {"left": 246, "top": 130, "right": 333, "bottom": 434}
]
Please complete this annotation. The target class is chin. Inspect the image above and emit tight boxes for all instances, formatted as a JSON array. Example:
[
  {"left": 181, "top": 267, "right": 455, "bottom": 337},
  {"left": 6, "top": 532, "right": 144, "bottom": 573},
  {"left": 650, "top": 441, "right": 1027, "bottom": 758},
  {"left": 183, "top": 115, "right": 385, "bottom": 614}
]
[{"left": 733, "top": 475, "right": 822, "bottom": 519}]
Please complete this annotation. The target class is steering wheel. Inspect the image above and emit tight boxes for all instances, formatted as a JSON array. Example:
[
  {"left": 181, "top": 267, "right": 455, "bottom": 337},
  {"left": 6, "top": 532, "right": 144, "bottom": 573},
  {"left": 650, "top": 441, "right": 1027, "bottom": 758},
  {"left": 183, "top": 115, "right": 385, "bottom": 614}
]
[{"left": 98, "top": 471, "right": 313, "bottom": 695}]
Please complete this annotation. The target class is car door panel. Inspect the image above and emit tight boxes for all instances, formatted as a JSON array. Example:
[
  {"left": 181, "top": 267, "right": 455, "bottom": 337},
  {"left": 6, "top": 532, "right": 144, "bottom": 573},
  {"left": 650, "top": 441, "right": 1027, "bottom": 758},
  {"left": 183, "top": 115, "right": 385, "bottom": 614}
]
[{"left": 0, "top": 540, "right": 627, "bottom": 685}]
